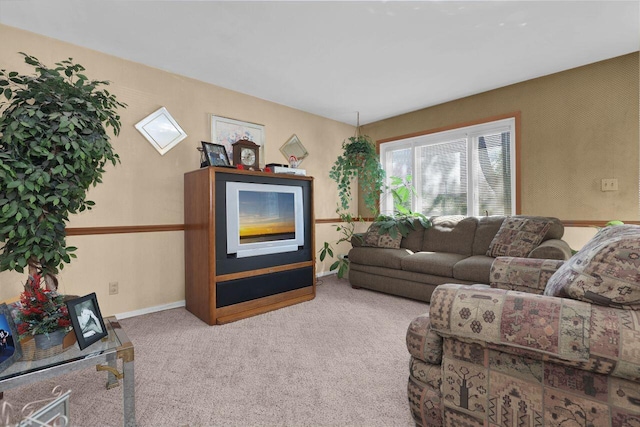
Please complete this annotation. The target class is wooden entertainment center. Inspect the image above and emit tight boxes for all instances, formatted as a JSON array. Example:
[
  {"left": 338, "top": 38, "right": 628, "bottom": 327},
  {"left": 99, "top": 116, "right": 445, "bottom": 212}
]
[{"left": 184, "top": 167, "right": 315, "bottom": 325}]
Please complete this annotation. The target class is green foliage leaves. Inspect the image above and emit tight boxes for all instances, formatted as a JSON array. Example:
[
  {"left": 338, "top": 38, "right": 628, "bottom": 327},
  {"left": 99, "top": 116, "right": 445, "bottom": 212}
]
[
  {"left": 329, "top": 135, "right": 385, "bottom": 215},
  {"left": 0, "top": 53, "right": 126, "bottom": 278},
  {"left": 323, "top": 136, "right": 385, "bottom": 278}
]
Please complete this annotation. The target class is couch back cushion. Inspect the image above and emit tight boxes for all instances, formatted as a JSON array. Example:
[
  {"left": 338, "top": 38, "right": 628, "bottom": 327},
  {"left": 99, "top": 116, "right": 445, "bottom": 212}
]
[
  {"left": 400, "top": 219, "right": 426, "bottom": 253},
  {"left": 472, "top": 216, "right": 506, "bottom": 255},
  {"left": 544, "top": 225, "right": 640, "bottom": 309},
  {"left": 421, "top": 216, "right": 477, "bottom": 256}
]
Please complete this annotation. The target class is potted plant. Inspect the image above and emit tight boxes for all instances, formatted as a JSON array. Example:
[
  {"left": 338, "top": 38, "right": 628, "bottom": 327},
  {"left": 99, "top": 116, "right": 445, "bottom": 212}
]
[
  {"left": 16, "top": 273, "right": 71, "bottom": 349},
  {"left": 329, "top": 135, "right": 385, "bottom": 216},
  {"left": 320, "top": 135, "right": 429, "bottom": 278},
  {"left": 373, "top": 175, "right": 430, "bottom": 238},
  {"left": 0, "top": 53, "right": 126, "bottom": 291},
  {"left": 320, "top": 135, "right": 384, "bottom": 277}
]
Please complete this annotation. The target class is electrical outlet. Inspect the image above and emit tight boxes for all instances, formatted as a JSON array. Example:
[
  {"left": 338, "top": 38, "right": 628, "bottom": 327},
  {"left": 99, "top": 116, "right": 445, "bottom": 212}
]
[
  {"left": 109, "top": 281, "right": 119, "bottom": 295},
  {"left": 601, "top": 178, "right": 619, "bottom": 192}
]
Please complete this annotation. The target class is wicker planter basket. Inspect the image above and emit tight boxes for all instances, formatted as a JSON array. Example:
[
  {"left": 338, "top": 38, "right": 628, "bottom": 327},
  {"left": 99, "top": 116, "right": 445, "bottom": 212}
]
[{"left": 20, "top": 330, "right": 77, "bottom": 361}]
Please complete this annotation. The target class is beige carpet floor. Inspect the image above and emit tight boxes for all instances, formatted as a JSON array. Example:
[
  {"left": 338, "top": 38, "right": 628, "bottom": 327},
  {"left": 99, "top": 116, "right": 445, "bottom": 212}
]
[{"left": 4, "top": 275, "right": 428, "bottom": 426}]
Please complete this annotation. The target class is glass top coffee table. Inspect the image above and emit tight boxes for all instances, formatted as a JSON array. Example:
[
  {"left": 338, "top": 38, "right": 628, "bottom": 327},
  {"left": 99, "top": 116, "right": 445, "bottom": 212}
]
[{"left": 0, "top": 316, "right": 135, "bottom": 427}]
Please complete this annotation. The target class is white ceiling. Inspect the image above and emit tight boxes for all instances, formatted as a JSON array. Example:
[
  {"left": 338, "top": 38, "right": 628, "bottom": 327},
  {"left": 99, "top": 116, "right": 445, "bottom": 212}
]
[{"left": 1, "top": 1, "right": 638, "bottom": 125}]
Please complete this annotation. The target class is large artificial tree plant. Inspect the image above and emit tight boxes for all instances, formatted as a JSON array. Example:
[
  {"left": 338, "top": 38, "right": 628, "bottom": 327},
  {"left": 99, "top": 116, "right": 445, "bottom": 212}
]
[{"left": 0, "top": 53, "right": 126, "bottom": 292}]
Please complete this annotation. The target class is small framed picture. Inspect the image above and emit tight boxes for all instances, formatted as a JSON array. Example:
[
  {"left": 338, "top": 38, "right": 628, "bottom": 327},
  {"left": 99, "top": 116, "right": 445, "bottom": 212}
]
[
  {"left": 0, "top": 303, "right": 22, "bottom": 373},
  {"left": 66, "top": 293, "right": 108, "bottom": 350},
  {"left": 201, "top": 141, "right": 231, "bottom": 167}
]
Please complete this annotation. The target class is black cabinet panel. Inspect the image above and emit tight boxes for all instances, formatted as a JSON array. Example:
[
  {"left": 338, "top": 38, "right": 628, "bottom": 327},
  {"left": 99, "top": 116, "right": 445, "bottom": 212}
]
[{"left": 216, "top": 267, "right": 313, "bottom": 307}]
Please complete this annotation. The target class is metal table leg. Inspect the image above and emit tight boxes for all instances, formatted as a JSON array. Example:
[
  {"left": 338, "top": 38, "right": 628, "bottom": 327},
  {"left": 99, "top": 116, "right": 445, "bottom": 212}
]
[{"left": 123, "top": 359, "right": 135, "bottom": 427}]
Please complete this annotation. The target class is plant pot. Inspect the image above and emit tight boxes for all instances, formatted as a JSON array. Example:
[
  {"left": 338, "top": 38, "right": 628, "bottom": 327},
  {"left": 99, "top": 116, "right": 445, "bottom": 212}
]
[{"left": 33, "top": 329, "right": 67, "bottom": 350}]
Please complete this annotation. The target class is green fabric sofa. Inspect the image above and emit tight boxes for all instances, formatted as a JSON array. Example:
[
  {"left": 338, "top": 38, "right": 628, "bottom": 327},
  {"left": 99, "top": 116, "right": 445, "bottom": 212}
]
[{"left": 348, "top": 215, "right": 572, "bottom": 302}]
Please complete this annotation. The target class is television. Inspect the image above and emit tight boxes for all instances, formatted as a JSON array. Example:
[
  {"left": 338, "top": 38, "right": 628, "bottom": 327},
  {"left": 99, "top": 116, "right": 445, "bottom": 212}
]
[{"left": 226, "top": 181, "right": 305, "bottom": 258}]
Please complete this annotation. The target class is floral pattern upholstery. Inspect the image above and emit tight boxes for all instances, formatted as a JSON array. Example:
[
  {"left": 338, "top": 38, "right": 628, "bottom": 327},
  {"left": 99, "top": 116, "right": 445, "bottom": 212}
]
[
  {"left": 361, "top": 223, "right": 402, "bottom": 248},
  {"left": 545, "top": 225, "right": 640, "bottom": 309},
  {"left": 407, "top": 226, "right": 640, "bottom": 426},
  {"left": 490, "top": 256, "right": 565, "bottom": 294},
  {"left": 487, "top": 217, "right": 552, "bottom": 257}
]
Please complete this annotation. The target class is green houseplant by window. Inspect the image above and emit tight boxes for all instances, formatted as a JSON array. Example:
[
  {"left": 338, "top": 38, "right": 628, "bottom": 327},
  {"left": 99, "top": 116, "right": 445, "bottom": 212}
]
[
  {"left": 0, "top": 53, "right": 126, "bottom": 291},
  {"left": 320, "top": 135, "right": 384, "bottom": 277},
  {"left": 320, "top": 135, "right": 429, "bottom": 278}
]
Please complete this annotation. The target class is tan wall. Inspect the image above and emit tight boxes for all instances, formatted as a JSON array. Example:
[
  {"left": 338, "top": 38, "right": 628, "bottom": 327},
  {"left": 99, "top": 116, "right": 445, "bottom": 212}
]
[
  {"left": 0, "top": 25, "right": 354, "bottom": 315},
  {"left": 362, "top": 53, "right": 640, "bottom": 221}
]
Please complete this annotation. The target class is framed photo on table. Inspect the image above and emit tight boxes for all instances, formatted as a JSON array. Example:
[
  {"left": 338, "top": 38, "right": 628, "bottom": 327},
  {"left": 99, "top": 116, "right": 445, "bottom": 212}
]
[
  {"left": 66, "top": 293, "right": 108, "bottom": 350},
  {"left": 211, "top": 115, "right": 265, "bottom": 167},
  {"left": 201, "top": 141, "right": 231, "bottom": 167},
  {"left": 0, "top": 303, "right": 22, "bottom": 373}
]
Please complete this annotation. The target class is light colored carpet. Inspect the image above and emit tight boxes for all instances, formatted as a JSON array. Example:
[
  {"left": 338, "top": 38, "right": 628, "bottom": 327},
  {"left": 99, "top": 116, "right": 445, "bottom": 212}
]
[{"left": 4, "top": 275, "right": 428, "bottom": 426}]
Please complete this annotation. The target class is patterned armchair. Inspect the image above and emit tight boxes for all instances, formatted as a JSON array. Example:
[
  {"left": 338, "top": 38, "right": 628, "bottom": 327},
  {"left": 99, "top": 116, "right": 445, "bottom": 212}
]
[{"left": 406, "top": 225, "right": 640, "bottom": 426}]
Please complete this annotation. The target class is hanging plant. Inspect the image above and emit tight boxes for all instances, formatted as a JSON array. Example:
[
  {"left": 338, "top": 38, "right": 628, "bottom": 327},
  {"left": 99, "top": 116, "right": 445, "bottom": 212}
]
[
  {"left": 320, "top": 135, "right": 385, "bottom": 278},
  {"left": 321, "top": 143, "right": 431, "bottom": 278},
  {"left": 329, "top": 135, "right": 385, "bottom": 214}
]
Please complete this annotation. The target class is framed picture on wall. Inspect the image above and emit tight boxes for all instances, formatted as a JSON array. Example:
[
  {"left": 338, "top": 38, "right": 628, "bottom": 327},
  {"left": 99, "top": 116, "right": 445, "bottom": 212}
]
[
  {"left": 211, "top": 115, "right": 265, "bottom": 167},
  {"left": 0, "top": 303, "right": 22, "bottom": 373},
  {"left": 67, "top": 293, "right": 108, "bottom": 350},
  {"left": 135, "top": 107, "right": 188, "bottom": 155}
]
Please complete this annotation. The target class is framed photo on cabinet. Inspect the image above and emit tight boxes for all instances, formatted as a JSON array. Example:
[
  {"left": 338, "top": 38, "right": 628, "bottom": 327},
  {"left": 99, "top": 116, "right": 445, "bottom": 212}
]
[{"left": 201, "top": 141, "right": 231, "bottom": 167}]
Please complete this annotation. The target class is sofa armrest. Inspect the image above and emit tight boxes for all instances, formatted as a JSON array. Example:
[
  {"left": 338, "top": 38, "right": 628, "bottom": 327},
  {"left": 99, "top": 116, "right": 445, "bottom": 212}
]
[
  {"left": 350, "top": 233, "right": 365, "bottom": 248},
  {"left": 429, "top": 283, "right": 640, "bottom": 381},
  {"left": 406, "top": 311, "right": 443, "bottom": 365},
  {"left": 528, "top": 238, "right": 572, "bottom": 260},
  {"left": 490, "top": 256, "right": 564, "bottom": 294}
]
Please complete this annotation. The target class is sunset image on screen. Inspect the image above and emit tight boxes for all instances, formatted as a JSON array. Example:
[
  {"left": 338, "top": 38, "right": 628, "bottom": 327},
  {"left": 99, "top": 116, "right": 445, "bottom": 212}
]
[{"left": 238, "top": 191, "right": 295, "bottom": 243}]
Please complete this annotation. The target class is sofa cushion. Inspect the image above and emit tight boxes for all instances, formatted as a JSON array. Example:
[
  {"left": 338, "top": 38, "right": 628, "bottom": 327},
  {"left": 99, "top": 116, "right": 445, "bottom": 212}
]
[
  {"left": 452, "top": 255, "right": 495, "bottom": 284},
  {"left": 544, "top": 225, "right": 640, "bottom": 309},
  {"left": 422, "top": 216, "right": 477, "bottom": 256},
  {"left": 472, "top": 216, "right": 506, "bottom": 255},
  {"left": 401, "top": 252, "right": 468, "bottom": 277},
  {"left": 348, "top": 247, "right": 412, "bottom": 270},
  {"left": 473, "top": 216, "right": 564, "bottom": 256},
  {"left": 486, "top": 216, "right": 552, "bottom": 257},
  {"left": 361, "top": 223, "right": 402, "bottom": 249}
]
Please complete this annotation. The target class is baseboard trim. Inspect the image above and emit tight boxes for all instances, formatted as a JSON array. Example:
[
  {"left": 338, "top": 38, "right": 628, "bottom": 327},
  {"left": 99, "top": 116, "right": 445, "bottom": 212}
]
[
  {"left": 115, "top": 300, "right": 186, "bottom": 320},
  {"left": 316, "top": 270, "right": 338, "bottom": 278},
  {"left": 115, "top": 272, "right": 334, "bottom": 320}
]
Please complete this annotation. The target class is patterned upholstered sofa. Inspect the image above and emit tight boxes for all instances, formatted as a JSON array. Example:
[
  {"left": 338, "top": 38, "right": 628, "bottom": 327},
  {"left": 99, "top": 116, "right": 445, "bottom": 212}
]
[
  {"left": 349, "top": 215, "right": 572, "bottom": 302},
  {"left": 406, "top": 225, "right": 640, "bottom": 426}
]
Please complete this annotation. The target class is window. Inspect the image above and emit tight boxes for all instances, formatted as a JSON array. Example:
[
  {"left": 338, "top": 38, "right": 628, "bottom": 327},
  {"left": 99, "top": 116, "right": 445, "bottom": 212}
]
[{"left": 379, "top": 116, "right": 517, "bottom": 217}]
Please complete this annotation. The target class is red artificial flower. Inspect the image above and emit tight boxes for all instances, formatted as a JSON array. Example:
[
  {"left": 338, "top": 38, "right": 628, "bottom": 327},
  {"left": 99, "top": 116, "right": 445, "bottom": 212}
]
[{"left": 17, "top": 323, "right": 28, "bottom": 335}]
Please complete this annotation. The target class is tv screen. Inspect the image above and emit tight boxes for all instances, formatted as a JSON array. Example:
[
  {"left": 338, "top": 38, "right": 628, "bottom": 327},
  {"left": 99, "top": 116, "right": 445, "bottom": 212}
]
[{"left": 226, "top": 182, "right": 304, "bottom": 258}]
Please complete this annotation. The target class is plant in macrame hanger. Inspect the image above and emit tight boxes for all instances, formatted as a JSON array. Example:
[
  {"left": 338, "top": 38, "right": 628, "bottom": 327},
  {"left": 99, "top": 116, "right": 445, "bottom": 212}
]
[{"left": 321, "top": 112, "right": 385, "bottom": 277}]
